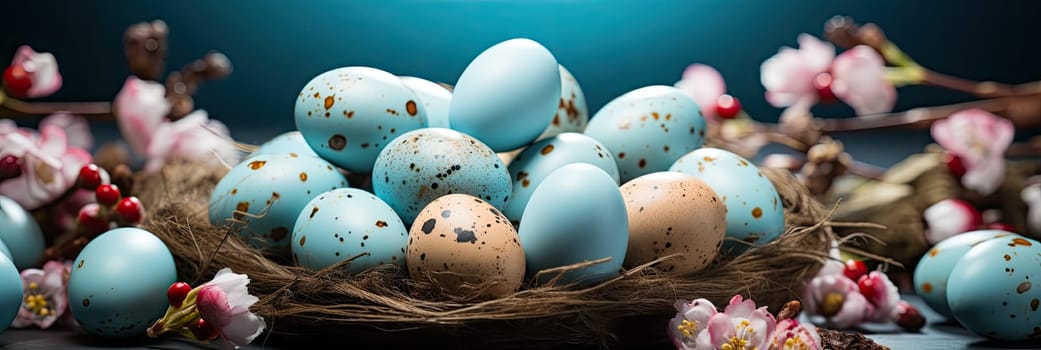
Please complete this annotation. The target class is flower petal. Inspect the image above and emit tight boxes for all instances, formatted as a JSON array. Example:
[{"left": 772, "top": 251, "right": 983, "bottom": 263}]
[
  {"left": 832, "top": 46, "right": 896, "bottom": 115},
  {"left": 760, "top": 46, "right": 820, "bottom": 108},
  {"left": 144, "top": 110, "right": 240, "bottom": 173},
  {"left": 675, "top": 64, "right": 726, "bottom": 118},
  {"left": 930, "top": 109, "right": 1014, "bottom": 195},
  {"left": 114, "top": 76, "right": 170, "bottom": 156},
  {"left": 796, "top": 34, "right": 836, "bottom": 73},
  {"left": 40, "top": 114, "right": 93, "bottom": 150},
  {"left": 706, "top": 313, "right": 736, "bottom": 347},
  {"left": 923, "top": 199, "right": 982, "bottom": 244},
  {"left": 218, "top": 311, "right": 266, "bottom": 348},
  {"left": 13, "top": 46, "right": 63, "bottom": 98}
]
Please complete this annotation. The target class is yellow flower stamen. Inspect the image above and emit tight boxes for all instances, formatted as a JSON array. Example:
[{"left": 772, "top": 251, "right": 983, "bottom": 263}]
[
  {"left": 677, "top": 319, "right": 699, "bottom": 338},
  {"left": 23, "top": 293, "right": 53, "bottom": 317},
  {"left": 719, "top": 319, "right": 758, "bottom": 350},
  {"left": 29, "top": 282, "right": 38, "bottom": 290}
]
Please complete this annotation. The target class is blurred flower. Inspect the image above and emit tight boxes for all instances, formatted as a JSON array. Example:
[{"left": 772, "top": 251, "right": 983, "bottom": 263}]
[
  {"left": 1024, "top": 180, "right": 1041, "bottom": 235},
  {"left": 144, "top": 110, "right": 240, "bottom": 173},
  {"left": 675, "top": 64, "right": 727, "bottom": 119},
  {"left": 195, "top": 268, "right": 266, "bottom": 349},
  {"left": 12, "top": 260, "right": 70, "bottom": 329},
  {"left": 0, "top": 119, "right": 92, "bottom": 210},
  {"left": 830, "top": 46, "right": 897, "bottom": 115},
  {"left": 114, "top": 76, "right": 171, "bottom": 156},
  {"left": 930, "top": 109, "right": 1014, "bottom": 195},
  {"left": 768, "top": 319, "right": 821, "bottom": 350},
  {"left": 696, "top": 295, "right": 775, "bottom": 350},
  {"left": 922, "top": 198, "right": 983, "bottom": 244},
  {"left": 40, "top": 114, "right": 93, "bottom": 151},
  {"left": 4, "top": 45, "right": 62, "bottom": 98},
  {"left": 857, "top": 271, "right": 900, "bottom": 323},
  {"left": 668, "top": 298, "right": 718, "bottom": 350},
  {"left": 803, "top": 267, "right": 872, "bottom": 328}
]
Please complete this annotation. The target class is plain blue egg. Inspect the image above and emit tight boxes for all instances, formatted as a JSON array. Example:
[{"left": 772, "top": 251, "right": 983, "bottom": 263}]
[
  {"left": 913, "top": 230, "right": 1018, "bottom": 319},
  {"left": 292, "top": 188, "right": 408, "bottom": 273},
  {"left": 0, "top": 253, "right": 21, "bottom": 333},
  {"left": 449, "top": 38, "right": 561, "bottom": 152},
  {"left": 947, "top": 235, "right": 1041, "bottom": 341},
  {"left": 518, "top": 163, "right": 628, "bottom": 285},
  {"left": 0, "top": 238, "right": 10, "bottom": 261},
  {"left": 67, "top": 228, "right": 177, "bottom": 338},
  {"left": 584, "top": 85, "right": 706, "bottom": 183},
  {"left": 0, "top": 195, "right": 46, "bottom": 269},
  {"left": 400, "top": 76, "right": 452, "bottom": 129},
  {"left": 249, "top": 130, "right": 318, "bottom": 158}
]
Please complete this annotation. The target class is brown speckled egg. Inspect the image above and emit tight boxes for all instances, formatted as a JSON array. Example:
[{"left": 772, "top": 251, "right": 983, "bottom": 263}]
[
  {"left": 620, "top": 172, "right": 725, "bottom": 275},
  {"left": 406, "top": 194, "right": 525, "bottom": 298}
]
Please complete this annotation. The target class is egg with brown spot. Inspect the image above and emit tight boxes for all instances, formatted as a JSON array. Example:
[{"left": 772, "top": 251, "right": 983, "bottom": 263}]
[
  {"left": 406, "top": 194, "right": 525, "bottom": 298},
  {"left": 292, "top": 188, "right": 407, "bottom": 273},
  {"left": 535, "top": 65, "right": 589, "bottom": 141},
  {"left": 948, "top": 234, "right": 1041, "bottom": 341},
  {"left": 620, "top": 172, "right": 725, "bottom": 275}
]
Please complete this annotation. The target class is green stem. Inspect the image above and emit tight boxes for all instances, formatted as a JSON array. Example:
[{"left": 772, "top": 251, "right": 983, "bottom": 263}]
[{"left": 879, "top": 41, "right": 918, "bottom": 68}]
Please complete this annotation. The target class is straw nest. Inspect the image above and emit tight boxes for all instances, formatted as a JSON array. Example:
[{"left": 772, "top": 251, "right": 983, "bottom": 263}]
[{"left": 135, "top": 161, "right": 839, "bottom": 349}]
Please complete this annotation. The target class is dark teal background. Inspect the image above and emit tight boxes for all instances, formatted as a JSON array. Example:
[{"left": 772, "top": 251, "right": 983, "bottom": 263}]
[{"left": 3, "top": 0, "right": 1040, "bottom": 165}]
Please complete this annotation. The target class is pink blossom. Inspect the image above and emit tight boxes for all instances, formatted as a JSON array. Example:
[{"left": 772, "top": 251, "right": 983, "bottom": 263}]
[
  {"left": 196, "top": 268, "right": 266, "bottom": 349},
  {"left": 1024, "top": 181, "right": 1041, "bottom": 235},
  {"left": 923, "top": 198, "right": 983, "bottom": 244},
  {"left": 669, "top": 298, "right": 718, "bottom": 349},
  {"left": 830, "top": 46, "right": 897, "bottom": 115},
  {"left": 768, "top": 319, "right": 821, "bottom": 350},
  {"left": 10, "top": 45, "right": 62, "bottom": 98},
  {"left": 930, "top": 109, "right": 1014, "bottom": 195},
  {"left": 114, "top": 76, "right": 171, "bottom": 156},
  {"left": 144, "top": 110, "right": 240, "bottom": 173},
  {"left": 39, "top": 113, "right": 93, "bottom": 151},
  {"left": 675, "top": 64, "right": 727, "bottom": 119},
  {"left": 12, "top": 260, "right": 70, "bottom": 329},
  {"left": 695, "top": 295, "right": 776, "bottom": 350},
  {"left": 858, "top": 271, "right": 900, "bottom": 323},
  {"left": 0, "top": 120, "right": 92, "bottom": 210},
  {"left": 803, "top": 273, "right": 872, "bottom": 328},
  {"left": 761, "top": 34, "right": 835, "bottom": 109}
]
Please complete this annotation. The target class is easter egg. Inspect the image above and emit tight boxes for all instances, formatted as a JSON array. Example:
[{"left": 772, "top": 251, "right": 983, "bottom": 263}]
[
  {"left": 67, "top": 228, "right": 177, "bottom": 338},
  {"left": 584, "top": 85, "right": 706, "bottom": 183},
  {"left": 0, "top": 238, "right": 10, "bottom": 261},
  {"left": 519, "top": 163, "right": 628, "bottom": 284},
  {"left": 947, "top": 235, "right": 1041, "bottom": 341},
  {"left": 670, "top": 148, "right": 784, "bottom": 250},
  {"left": 292, "top": 188, "right": 408, "bottom": 273},
  {"left": 536, "top": 65, "right": 588, "bottom": 141},
  {"left": 249, "top": 130, "right": 318, "bottom": 158},
  {"left": 406, "top": 194, "right": 525, "bottom": 298},
  {"left": 0, "top": 253, "right": 21, "bottom": 333},
  {"left": 294, "top": 66, "right": 427, "bottom": 173},
  {"left": 913, "top": 229, "right": 1017, "bottom": 319},
  {"left": 372, "top": 128, "right": 511, "bottom": 224},
  {"left": 503, "top": 132, "right": 618, "bottom": 222},
  {"left": 0, "top": 195, "right": 45, "bottom": 269},
  {"left": 449, "top": 38, "right": 561, "bottom": 152},
  {"left": 400, "top": 76, "right": 452, "bottom": 129},
  {"left": 209, "top": 153, "right": 349, "bottom": 255}
]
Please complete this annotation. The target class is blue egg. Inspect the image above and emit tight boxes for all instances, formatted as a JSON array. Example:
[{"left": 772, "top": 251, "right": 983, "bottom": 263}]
[
  {"left": 947, "top": 235, "right": 1041, "bottom": 341},
  {"left": 670, "top": 148, "right": 784, "bottom": 250},
  {"left": 504, "top": 132, "right": 619, "bottom": 221},
  {"left": 0, "top": 238, "right": 10, "bottom": 261},
  {"left": 0, "top": 253, "right": 21, "bottom": 333},
  {"left": 449, "top": 38, "right": 561, "bottom": 152},
  {"left": 519, "top": 163, "right": 628, "bottom": 285},
  {"left": 585, "top": 85, "right": 706, "bottom": 183},
  {"left": 373, "top": 128, "right": 511, "bottom": 224},
  {"left": 400, "top": 76, "right": 452, "bottom": 129},
  {"left": 914, "top": 230, "right": 1017, "bottom": 319},
  {"left": 209, "top": 153, "right": 349, "bottom": 255},
  {"left": 295, "top": 66, "right": 427, "bottom": 173},
  {"left": 0, "top": 195, "right": 45, "bottom": 269},
  {"left": 536, "top": 65, "right": 589, "bottom": 141},
  {"left": 249, "top": 131, "right": 318, "bottom": 158},
  {"left": 67, "top": 228, "right": 176, "bottom": 338},
  {"left": 292, "top": 188, "right": 408, "bottom": 273}
]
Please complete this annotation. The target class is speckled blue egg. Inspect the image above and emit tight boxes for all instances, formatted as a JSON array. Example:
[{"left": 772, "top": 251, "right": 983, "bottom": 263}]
[
  {"left": 0, "top": 195, "right": 45, "bottom": 269},
  {"left": 536, "top": 65, "right": 588, "bottom": 141},
  {"left": 518, "top": 163, "right": 628, "bottom": 285},
  {"left": 249, "top": 130, "right": 318, "bottom": 158},
  {"left": 209, "top": 153, "right": 349, "bottom": 255},
  {"left": 0, "top": 253, "right": 21, "bottom": 333},
  {"left": 373, "top": 128, "right": 511, "bottom": 224},
  {"left": 295, "top": 66, "right": 427, "bottom": 173},
  {"left": 67, "top": 228, "right": 176, "bottom": 338},
  {"left": 503, "top": 132, "right": 618, "bottom": 222},
  {"left": 449, "top": 38, "right": 561, "bottom": 152},
  {"left": 947, "top": 235, "right": 1041, "bottom": 341},
  {"left": 584, "top": 85, "right": 706, "bottom": 183},
  {"left": 914, "top": 229, "right": 1018, "bottom": 319},
  {"left": 400, "top": 76, "right": 452, "bottom": 129},
  {"left": 670, "top": 148, "right": 784, "bottom": 250},
  {"left": 292, "top": 188, "right": 407, "bottom": 273}
]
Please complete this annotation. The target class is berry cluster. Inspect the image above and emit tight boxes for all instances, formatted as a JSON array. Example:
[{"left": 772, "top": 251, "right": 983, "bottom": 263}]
[
  {"left": 165, "top": 282, "right": 219, "bottom": 341},
  {"left": 74, "top": 164, "right": 145, "bottom": 236},
  {"left": 842, "top": 259, "right": 925, "bottom": 331}
]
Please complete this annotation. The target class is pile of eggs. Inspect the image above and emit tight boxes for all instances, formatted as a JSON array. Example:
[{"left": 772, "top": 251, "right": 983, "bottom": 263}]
[
  {"left": 206, "top": 38, "right": 786, "bottom": 298},
  {"left": 914, "top": 230, "right": 1041, "bottom": 341}
]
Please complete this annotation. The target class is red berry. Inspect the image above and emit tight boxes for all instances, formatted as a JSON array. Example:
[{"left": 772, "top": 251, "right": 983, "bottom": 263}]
[
  {"left": 76, "top": 204, "right": 111, "bottom": 236},
  {"left": 114, "top": 196, "right": 144, "bottom": 224},
  {"left": 813, "top": 72, "right": 836, "bottom": 102},
  {"left": 167, "top": 282, "right": 192, "bottom": 308},
  {"left": 190, "top": 318, "right": 220, "bottom": 341},
  {"left": 77, "top": 164, "right": 103, "bottom": 190},
  {"left": 95, "top": 184, "right": 121, "bottom": 206},
  {"left": 3, "top": 64, "right": 33, "bottom": 98},
  {"left": 843, "top": 259, "right": 868, "bottom": 281},
  {"left": 894, "top": 301, "right": 926, "bottom": 332},
  {"left": 942, "top": 152, "right": 967, "bottom": 178},
  {"left": 985, "top": 222, "right": 1017, "bottom": 233},
  {"left": 0, "top": 155, "right": 21, "bottom": 180},
  {"left": 858, "top": 275, "right": 879, "bottom": 301},
  {"left": 715, "top": 94, "right": 742, "bottom": 119}
]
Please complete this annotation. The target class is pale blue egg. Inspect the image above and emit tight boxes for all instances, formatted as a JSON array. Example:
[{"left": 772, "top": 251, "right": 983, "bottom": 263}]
[
  {"left": 209, "top": 153, "right": 349, "bottom": 255},
  {"left": 249, "top": 130, "right": 318, "bottom": 158},
  {"left": 0, "top": 238, "right": 10, "bottom": 261},
  {"left": 67, "top": 228, "right": 176, "bottom": 338},
  {"left": 295, "top": 66, "right": 427, "bottom": 173},
  {"left": 948, "top": 235, "right": 1041, "bottom": 341},
  {"left": 914, "top": 229, "right": 1017, "bottom": 319},
  {"left": 504, "top": 132, "right": 619, "bottom": 221},
  {"left": 0, "top": 253, "right": 21, "bottom": 333},
  {"left": 372, "top": 128, "right": 511, "bottom": 224},
  {"left": 536, "top": 65, "right": 589, "bottom": 141},
  {"left": 0, "top": 195, "right": 45, "bottom": 269},
  {"left": 400, "top": 76, "right": 452, "bottom": 129},
  {"left": 518, "top": 163, "right": 628, "bottom": 285},
  {"left": 670, "top": 148, "right": 784, "bottom": 250},
  {"left": 449, "top": 38, "right": 561, "bottom": 152},
  {"left": 292, "top": 188, "right": 408, "bottom": 273},
  {"left": 585, "top": 85, "right": 706, "bottom": 183}
]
